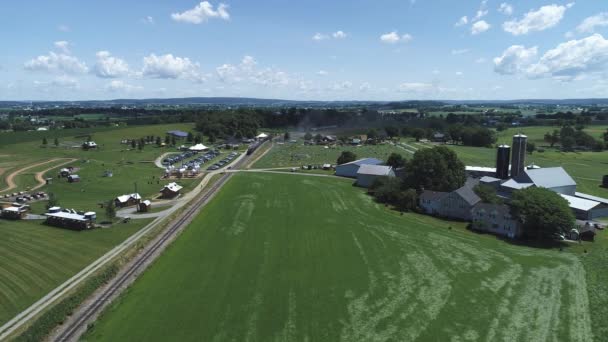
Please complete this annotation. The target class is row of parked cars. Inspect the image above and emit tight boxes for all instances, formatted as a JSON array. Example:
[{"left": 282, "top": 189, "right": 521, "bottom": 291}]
[
  {"left": 162, "top": 150, "right": 198, "bottom": 166},
  {"left": 182, "top": 150, "right": 221, "bottom": 170},
  {"left": 2, "top": 191, "right": 47, "bottom": 203},
  {"left": 207, "top": 152, "right": 239, "bottom": 171}
]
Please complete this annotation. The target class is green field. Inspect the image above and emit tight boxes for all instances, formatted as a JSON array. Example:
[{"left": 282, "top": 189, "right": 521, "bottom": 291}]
[
  {"left": 253, "top": 141, "right": 405, "bottom": 168},
  {"left": 0, "top": 218, "right": 152, "bottom": 326},
  {"left": 87, "top": 173, "right": 597, "bottom": 341}
]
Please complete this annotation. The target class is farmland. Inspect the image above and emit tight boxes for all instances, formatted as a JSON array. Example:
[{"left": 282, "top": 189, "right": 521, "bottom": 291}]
[
  {"left": 87, "top": 173, "right": 596, "bottom": 341},
  {"left": 0, "top": 218, "right": 152, "bottom": 326},
  {"left": 253, "top": 141, "right": 405, "bottom": 168}
]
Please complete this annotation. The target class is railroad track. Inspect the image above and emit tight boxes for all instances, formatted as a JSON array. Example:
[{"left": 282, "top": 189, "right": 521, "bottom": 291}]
[{"left": 54, "top": 156, "right": 249, "bottom": 341}]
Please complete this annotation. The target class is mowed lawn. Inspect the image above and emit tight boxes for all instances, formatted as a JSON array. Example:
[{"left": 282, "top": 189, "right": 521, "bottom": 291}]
[
  {"left": 0, "top": 218, "right": 152, "bottom": 325},
  {"left": 87, "top": 173, "right": 594, "bottom": 341},
  {"left": 253, "top": 141, "right": 406, "bottom": 168}
]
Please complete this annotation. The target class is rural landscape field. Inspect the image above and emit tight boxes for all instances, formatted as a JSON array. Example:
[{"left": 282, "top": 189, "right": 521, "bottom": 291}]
[{"left": 86, "top": 173, "right": 596, "bottom": 341}]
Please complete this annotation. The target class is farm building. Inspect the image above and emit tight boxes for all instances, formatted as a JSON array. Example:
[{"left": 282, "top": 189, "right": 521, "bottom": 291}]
[
  {"left": 560, "top": 194, "right": 608, "bottom": 220},
  {"left": 356, "top": 165, "right": 395, "bottom": 188},
  {"left": 189, "top": 143, "right": 209, "bottom": 152},
  {"left": 114, "top": 193, "right": 142, "bottom": 208},
  {"left": 471, "top": 203, "right": 522, "bottom": 239},
  {"left": 160, "top": 182, "right": 183, "bottom": 198},
  {"left": 432, "top": 132, "right": 446, "bottom": 143},
  {"left": 59, "top": 168, "right": 71, "bottom": 177},
  {"left": 45, "top": 209, "right": 96, "bottom": 231},
  {"left": 138, "top": 200, "right": 152, "bottom": 213},
  {"left": 419, "top": 179, "right": 481, "bottom": 221},
  {"left": 0, "top": 205, "right": 30, "bottom": 220},
  {"left": 335, "top": 158, "right": 383, "bottom": 178},
  {"left": 167, "top": 130, "right": 188, "bottom": 138},
  {"left": 515, "top": 167, "right": 576, "bottom": 195},
  {"left": 67, "top": 174, "right": 80, "bottom": 183},
  {"left": 256, "top": 133, "right": 269, "bottom": 141}
]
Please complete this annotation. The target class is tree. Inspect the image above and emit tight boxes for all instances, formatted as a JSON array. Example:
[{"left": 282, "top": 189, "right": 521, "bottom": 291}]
[
  {"left": 46, "top": 192, "right": 59, "bottom": 209},
  {"left": 106, "top": 200, "right": 117, "bottom": 220},
  {"left": 164, "top": 135, "right": 170, "bottom": 145},
  {"left": 526, "top": 142, "right": 536, "bottom": 154},
  {"left": 561, "top": 136, "right": 575, "bottom": 151},
  {"left": 171, "top": 135, "right": 177, "bottom": 146},
  {"left": 474, "top": 184, "right": 502, "bottom": 204},
  {"left": 42, "top": 137, "right": 48, "bottom": 146},
  {"left": 304, "top": 132, "right": 313, "bottom": 141},
  {"left": 337, "top": 151, "right": 357, "bottom": 165},
  {"left": 385, "top": 126, "right": 399, "bottom": 138},
  {"left": 369, "top": 177, "right": 403, "bottom": 204},
  {"left": 404, "top": 146, "right": 466, "bottom": 192},
  {"left": 544, "top": 130, "right": 559, "bottom": 147},
  {"left": 284, "top": 132, "right": 291, "bottom": 141},
  {"left": 156, "top": 136, "right": 162, "bottom": 146},
  {"left": 396, "top": 189, "right": 418, "bottom": 212},
  {"left": 510, "top": 187, "right": 575, "bottom": 240},
  {"left": 137, "top": 141, "right": 144, "bottom": 151},
  {"left": 131, "top": 139, "right": 136, "bottom": 149},
  {"left": 386, "top": 153, "right": 406, "bottom": 169},
  {"left": 187, "top": 132, "right": 194, "bottom": 143},
  {"left": 412, "top": 128, "right": 425, "bottom": 142},
  {"left": 54, "top": 137, "right": 59, "bottom": 146},
  {"left": 314, "top": 133, "right": 323, "bottom": 143},
  {"left": 603, "top": 129, "right": 608, "bottom": 143},
  {"left": 195, "top": 134, "right": 202, "bottom": 144},
  {"left": 367, "top": 128, "right": 378, "bottom": 141}
]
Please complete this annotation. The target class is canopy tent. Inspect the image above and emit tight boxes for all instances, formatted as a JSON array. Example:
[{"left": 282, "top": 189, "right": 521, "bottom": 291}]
[
  {"left": 189, "top": 143, "right": 209, "bottom": 151},
  {"left": 256, "top": 133, "right": 269, "bottom": 139}
]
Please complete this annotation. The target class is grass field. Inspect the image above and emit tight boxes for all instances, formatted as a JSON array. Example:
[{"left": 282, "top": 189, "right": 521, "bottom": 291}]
[
  {"left": 0, "top": 218, "right": 152, "bottom": 326},
  {"left": 253, "top": 141, "right": 405, "bottom": 168},
  {"left": 87, "top": 173, "right": 597, "bottom": 341}
]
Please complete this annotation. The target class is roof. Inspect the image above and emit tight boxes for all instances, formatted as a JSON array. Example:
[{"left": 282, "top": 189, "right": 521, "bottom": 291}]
[
  {"left": 560, "top": 194, "right": 601, "bottom": 211},
  {"left": 339, "top": 158, "right": 383, "bottom": 167},
  {"left": 116, "top": 193, "right": 141, "bottom": 203},
  {"left": 68, "top": 174, "right": 80, "bottom": 178},
  {"left": 520, "top": 167, "right": 576, "bottom": 189},
  {"left": 189, "top": 143, "right": 209, "bottom": 151},
  {"left": 357, "top": 164, "right": 393, "bottom": 176},
  {"left": 141, "top": 200, "right": 151, "bottom": 206},
  {"left": 575, "top": 192, "right": 608, "bottom": 205},
  {"left": 455, "top": 179, "right": 481, "bottom": 206},
  {"left": 480, "top": 176, "right": 501, "bottom": 183},
  {"left": 501, "top": 179, "right": 534, "bottom": 190},
  {"left": 514, "top": 134, "right": 528, "bottom": 138},
  {"left": 472, "top": 203, "right": 513, "bottom": 217},
  {"left": 466, "top": 166, "right": 497, "bottom": 173},
  {"left": 161, "top": 182, "right": 183, "bottom": 192},
  {"left": 45, "top": 212, "right": 89, "bottom": 222},
  {"left": 256, "top": 133, "right": 269, "bottom": 138},
  {"left": 167, "top": 130, "right": 189, "bottom": 137},
  {"left": 420, "top": 190, "right": 449, "bottom": 202}
]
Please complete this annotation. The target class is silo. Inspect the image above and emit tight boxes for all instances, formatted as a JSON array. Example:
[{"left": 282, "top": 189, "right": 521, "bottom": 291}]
[
  {"left": 510, "top": 134, "right": 527, "bottom": 178},
  {"left": 495, "top": 145, "right": 510, "bottom": 179}
]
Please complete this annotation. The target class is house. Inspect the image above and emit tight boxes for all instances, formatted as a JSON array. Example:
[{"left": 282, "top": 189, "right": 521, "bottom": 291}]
[
  {"left": 419, "top": 179, "right": 481, "bottom": 221},
  {"left": 167, "top": 130, "right": 188, "bottom": 138},
  {"left": 59, "top": 168, "right": 71, "bottom": 177},
  {"left": 350, "top": 138, "right": 362, "bottom": 145},
  {"left": 45, "top": 209, "right": 96, "bottom": 231},
  {"left": 114, "top": 193, "right": 141, "bottom": 208},
  {"left": 67, "top": 174, "right": 80, "bottom": 183},
  {"left": 1, "top": 205, "right": 30, "bottom": 220},
  {"left": 471, "top": 203, "right": 522, "bottom": 239},
  {"left": 577, "top": 223, "right": 597, "bottom": 242},
  {"left": 356, "top": 165, "right": 395, "bottom": 188},
  {"left": 138, "top": 200, "right": 152, "bottom": 213},
  {"left": 160, "top": 182, "right": 183, "bottom": 198},
  {"left": 335, "top": 158, "right": 383, "bottom": 178},
  {"left": 321, "top": 135, "right": 336, "bottom": 144},
  {"left": 83, "top": 141, "right": 97, "bottom": 149},
  {"left": 432, "top": 132, "right": 446, "bottom": 143}
]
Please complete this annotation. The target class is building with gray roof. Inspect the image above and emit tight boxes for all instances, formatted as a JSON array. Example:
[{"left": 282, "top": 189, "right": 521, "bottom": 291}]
[
  {"left": 356, "top": 165, "right": 395, "bottom": 188},
  {"left": 335, "top": 158, "right": 383, "bottom": 178}
]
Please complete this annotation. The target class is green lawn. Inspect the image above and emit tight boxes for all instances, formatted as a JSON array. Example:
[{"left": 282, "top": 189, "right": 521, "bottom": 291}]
[
  {"left": 0, "top": 218, "right": 152, "bottom": 326},
  {"left": 87, "top": 173, "right": 597, "bottom": 341},
  {"left": 253, "top": 141, "right": 405, "bottom": 168}
]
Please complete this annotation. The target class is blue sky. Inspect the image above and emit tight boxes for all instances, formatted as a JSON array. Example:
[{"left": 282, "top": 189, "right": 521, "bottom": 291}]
[{"left": 1, "top": 0, "right": 608, "bottom": 101}]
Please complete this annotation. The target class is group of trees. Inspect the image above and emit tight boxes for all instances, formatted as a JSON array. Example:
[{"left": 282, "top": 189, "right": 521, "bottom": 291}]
[
  {"left": 544, "top": 125, "right": 605, "bottom": 151},
  {"left": 41, "top": 137, "right": 59, "bottom": 147},
  {"left": 511, "top": 187, "right": 575, "bottom": 240}
]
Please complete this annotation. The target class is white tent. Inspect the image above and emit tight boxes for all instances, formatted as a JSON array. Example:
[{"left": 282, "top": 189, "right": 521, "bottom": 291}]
[
  {"left": 189, "top": 143, "right": 209, "bottom": 151},
  {"left": 256, "top": 133, "right": 269, "bottom": 139}
]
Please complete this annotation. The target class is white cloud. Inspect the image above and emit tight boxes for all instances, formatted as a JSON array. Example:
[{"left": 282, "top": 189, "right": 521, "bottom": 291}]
[
  {"left": 455, "top": 71, "right": 464, "bottom": 76},
  {"left": 171, "top": 1, "right": 230, "bottom": 24},
  {"left": 57, "top": 24, "right": 70, "bottom": 32},
  {"left": 105, "top": 80, "right": 143, "bottom": 92},
  {"left": 432, "top": 69, "right": 440, "bottom": 75},
  {"left": 94, "top": 51, "right": 129, "bottom": 78},
  {"left": 359, "top": 82, "right": 371, "bottom": 91},
  {"left": 332, "top": 30, "right": 347, "bottom": 39},
  {"left": 503, "top": 4, "right": 570, "bottom": 36},
  {"left": 398, "top": 82, "right": 434, "bottom": 92},
  {"left": 312, "top": 33, "right": 329, "bottom": 41},
  {"left": 493, "top": 45, "right": 538, "bottom": 75},
  {"left": 34, "top": 76, "right": 79, "bottom": 90},
  {"left": 329, "top": 81, "right": 353, "bottom": 91},
  {"left": 142, "top": 16, "right": 155, "bottom": 24},
  {"left": 215, "top": 55, "right": 293, "bottom": 88},
  {"left": 317, "top": 70, "right": 328, "bottom": 76},
  {"left": 526, "top": 34, "right": 608, "bottom": 80},
  {"left": 498, "top": 3, "right": 514, "bottom": 16},
  {"left": 471, "top": 20, "right": 491, "bottom": 35},
  {"left": 142, "top": 53, "right": 205, "bottom": 82},
  {"left": 451, "top": 49, "right": 470, "bottom": 55},
  {"left": 473, "top": 0, "right": 489, "bottom": 20},
  {"left": 576, "top": 12, "right": 608, "bottom": 34},
  {"left": 455, "top": 16, "right": 469, "bottom": 27},
  {"left": 380, "top": 31, "right": 413, "bottom": 44},
  {"left": 25, "top": 51, "right": 88, "bottom": 74},
  {"left": 54, "top": 41, "right": 70, "bottom": 54}
]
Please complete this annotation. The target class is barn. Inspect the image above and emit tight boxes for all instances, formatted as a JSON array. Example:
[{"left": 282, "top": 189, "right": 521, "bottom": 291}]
[
  {"left": 335, "top": 158, "right": 383, "bottom": 178},
  {"left": 160, "top": 182, "right": 183, "bottom": 198},
  {"left": 356, "top": 165, "right": 395, "bottom": 188},
  {"left": 138, "top": 200, "right": 152, "bottom": 213},
  {"left": 114, "top": 193, "right": 142, "bottom": 208},
  {"left": 561, "top": 193, "right": 608, "bottom": 220},
  {"left": 67, "top": 175, "right": 80, "bottom": 183}
]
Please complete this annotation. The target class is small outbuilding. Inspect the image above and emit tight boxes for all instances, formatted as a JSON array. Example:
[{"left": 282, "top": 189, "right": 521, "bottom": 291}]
[
  {"left": 0, "top": 205, "right": 30, "bottom": 220},
  {"left": 160, "top": 182, "right": 183, "bottom": 198},
  {"left": 83, "top": 141, "right": 97, "bottom": 149},
  {"left": 356, "top": 165, "right": 395, "bottom": 188},
  {"left": 59, "top": 168, "right": 71, "bottom": 177},
  {"left": 114, "top": 193, "right": 142, "bottom": 208},
  {"left": 138, "top": 200, "right": 152, "bottom": 213},
  {"left": 67, "top": 174, "right": 80, "bottom": 183}
]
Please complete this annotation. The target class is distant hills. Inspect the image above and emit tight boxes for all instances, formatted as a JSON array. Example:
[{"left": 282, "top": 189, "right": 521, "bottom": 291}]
[{"left": 1, "top": 97, "right": 608, "bottom": 109}]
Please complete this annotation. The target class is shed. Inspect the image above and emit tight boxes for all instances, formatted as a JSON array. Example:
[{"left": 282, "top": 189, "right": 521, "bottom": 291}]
[
  {"left": 59, "top": 168, "right": 71, "bottom": 177},
  {"left": 160, "top": 182, "right": 183, "bottom": 198},
  {"left": 138, "top": 200, "right": 152, "bottom": 213},
  {"left": 114, "top": 193, "right": 141, "bottom": 208},
  {"left": 356, "top": 165, "right": 395, "bottom": 188},
  {"left": 67, "top": 174, "right": 80, "bottom": 183},
  {"left": 560, "top": 194, "right": 608, "bottom": 220},
  {"left": 335, "top": 158, "right": 383, "bottom": 178},
  {"left": 83, "top": 141, "right": 97, "bottom": 149}
]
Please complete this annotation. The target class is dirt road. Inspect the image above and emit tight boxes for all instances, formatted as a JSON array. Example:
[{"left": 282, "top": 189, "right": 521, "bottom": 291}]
[{"left": 0, "top": 158, "right": 77, "bottom": 194}]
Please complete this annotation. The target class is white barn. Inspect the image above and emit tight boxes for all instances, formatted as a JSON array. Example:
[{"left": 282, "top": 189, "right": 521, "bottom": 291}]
[{"left": 335, "top": 158, "right": 383, "bottom": 178}]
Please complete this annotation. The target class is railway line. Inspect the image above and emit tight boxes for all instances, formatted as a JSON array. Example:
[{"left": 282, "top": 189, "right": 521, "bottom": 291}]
[{"left": 52, "top": 154, "right": 251, "bottom": 341}]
